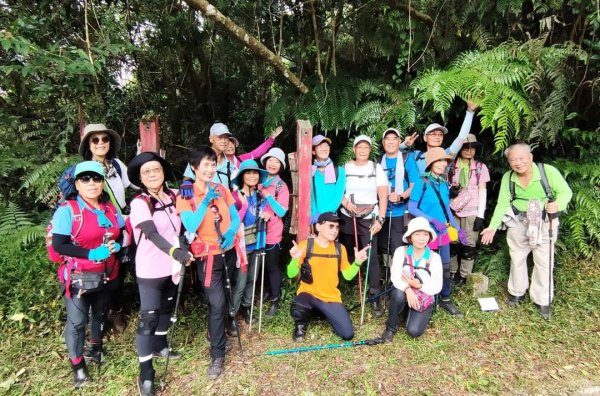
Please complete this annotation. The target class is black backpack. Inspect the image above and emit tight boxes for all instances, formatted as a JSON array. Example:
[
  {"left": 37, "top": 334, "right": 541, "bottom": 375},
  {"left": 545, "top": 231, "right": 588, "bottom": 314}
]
[{"left": 299, "top": 237, "right": 342, "bottom": 284}]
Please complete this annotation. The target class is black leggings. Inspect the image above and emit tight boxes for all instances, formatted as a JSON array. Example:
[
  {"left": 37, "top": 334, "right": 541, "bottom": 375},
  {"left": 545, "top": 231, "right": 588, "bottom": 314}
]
[
  {"left": 264, "top": 243, "right": 282, "bottom": 301},
  {"left": 135, "top": 276, "right": 178, "bottom": 359}
]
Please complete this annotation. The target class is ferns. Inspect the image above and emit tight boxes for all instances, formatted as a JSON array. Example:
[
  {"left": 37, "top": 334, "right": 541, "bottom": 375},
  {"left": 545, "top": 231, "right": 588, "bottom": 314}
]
[
  {"left": 411, "top": 38, "right": 587, "bottom": 152},
  {"left": 20, "top": 155, "right": 79, "bottom": 207},
  {"left": 0, "top": 202, "right": 45, "bottom": 246}
]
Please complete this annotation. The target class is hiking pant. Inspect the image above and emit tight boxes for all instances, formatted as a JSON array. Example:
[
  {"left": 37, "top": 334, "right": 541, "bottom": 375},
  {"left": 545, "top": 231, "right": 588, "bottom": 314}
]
[
  {"left": 237, "top": 250, "right": 258, "bottom": 311},
  {"left": 450, "top": 215, "right": 478, "bottom": 278},
  {"left": 437, "top": 244, "right": 452, "bottom": 299},
  {"left": 507, "top": 217, "right": 558, "bottom": 306},
  {"left": 339, "top": 213, "right": 381, "bottom": 295},
  {"left": 291, "top": 292, "right": 354, "bottom": 340},
  {"left": 63, "top": 279, "right": 118, "bottom": 360},
  {"left": 135, "top": 276, "right": 177, "bottom": 362},
  {"left": 197, "top": 249, "right": 236, "bottom": 359},
  {"left": 264, "top": 243, "right": 282, "bottom": 301},
  {"left": 378, "top": 215, "right": 405, "bottom": 258},
  {"left": 385, "top": 288, "right": 433, "bottom": 338}
]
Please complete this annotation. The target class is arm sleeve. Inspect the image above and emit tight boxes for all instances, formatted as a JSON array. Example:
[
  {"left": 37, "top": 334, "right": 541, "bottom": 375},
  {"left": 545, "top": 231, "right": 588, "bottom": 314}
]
[
  {"left": 390, "top": 246, "right": 408, "bottom": 291},
  {"left": 488, "top": 172, "right": 512, "bottom": 230},
  {"left": 477, "top": 187, "right": 487, "bottom": 218},
  {"left": 137, "top": 220, "right": 176, "bottom": 255},
  {"left": 227, "top": 203, "right": 241, "bottom": 233},
  {"left": 547, "top": 165, "right": 573, "bottom": 211},
  {"left": 52, "top": 233, "right": 90, "bottom": 258},
  {"left": 287, "top": 258, "right": 300, "bottom": 278},
  {"left": 266, "top": 183, "right": 289, "bottom": 217},
  {"left": 447, "top": 110, "right": 475, "bottom": 158},
  {"left": 421, "top": 253, "right": 443, "bottom": 296},
  {"left": 238, "top": 137, "right": 275, "bottom": 161},
  {"left": 178, "top": 197, "right": 209, "bottom": 233},
  {"left": 339, "top": 244, "right": 359, "bottom": 280}
]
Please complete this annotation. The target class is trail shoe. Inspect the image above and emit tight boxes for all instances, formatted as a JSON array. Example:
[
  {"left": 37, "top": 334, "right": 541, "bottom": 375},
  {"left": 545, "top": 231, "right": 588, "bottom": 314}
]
[
  {"left": 224, "top": 338, "right": 233, "bottom": 353},
  {"left": 439, "top": 300, "right": 464, "bottom": 317},
  {"left": 152, "top": 347, "right": 181, "bottom": 359},
  {"left": 207, "top": 357, "right": 224, "bottom": 380},
  {"left": 371, "top": 299, "right": 383, "bottom": 317},
  {"left": 71, "top": 361, "right": 89, "bottom": 389},
  {"left": 83, "top": 341, "right": 104, "bottom": 364},
  {"left": 507, "top": 294, "right": 525, "bottom": 307},
  {"left": 226, "top": 317, "right": 239, "bottom": 337},
  {"left": 137, "top": 376, "right": 155, "bottom": 396},
  {"left": 537, "top": 304, "right": 551, "bottom": 319},
  {"left": 293, "top": 321, "right": 308, "bottom": 342},
  {"left": 381, "top": 329, "right": 395, "bottom": 343},
  {"left": 453, "top": 276, "right": 467, "bottom": 288},
  {"left": 265, "top": 299, "right": 279, "bottom": 318}
]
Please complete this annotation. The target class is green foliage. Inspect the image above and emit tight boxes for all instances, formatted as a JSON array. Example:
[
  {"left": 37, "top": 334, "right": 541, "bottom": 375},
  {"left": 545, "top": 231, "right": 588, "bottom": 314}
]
[{"left": 411, "top": 38, "right": 587, "bottom": 152}]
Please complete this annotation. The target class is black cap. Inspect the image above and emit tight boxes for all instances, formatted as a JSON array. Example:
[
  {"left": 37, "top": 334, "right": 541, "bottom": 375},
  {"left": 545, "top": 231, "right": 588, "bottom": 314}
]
[{"left": 317, "top": 212, "right": 341, "bottom": 223}]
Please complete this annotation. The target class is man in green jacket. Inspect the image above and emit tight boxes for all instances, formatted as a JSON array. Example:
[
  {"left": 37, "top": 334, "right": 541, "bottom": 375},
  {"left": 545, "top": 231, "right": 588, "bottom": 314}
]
[{"left": 481, "top": 143, "right": 572, "bottom": 319}]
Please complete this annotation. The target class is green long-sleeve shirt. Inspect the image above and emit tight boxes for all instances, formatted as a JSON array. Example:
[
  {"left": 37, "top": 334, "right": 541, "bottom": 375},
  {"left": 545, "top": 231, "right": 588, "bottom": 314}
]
[{"left": 488, "top": 163, "right": 572, "bottom": 230}]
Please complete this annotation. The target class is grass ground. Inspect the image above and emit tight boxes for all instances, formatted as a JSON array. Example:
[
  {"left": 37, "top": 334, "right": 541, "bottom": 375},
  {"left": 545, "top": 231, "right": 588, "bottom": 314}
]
[{"left": 1, "top": 258, "right": 599, "bottom": 396}]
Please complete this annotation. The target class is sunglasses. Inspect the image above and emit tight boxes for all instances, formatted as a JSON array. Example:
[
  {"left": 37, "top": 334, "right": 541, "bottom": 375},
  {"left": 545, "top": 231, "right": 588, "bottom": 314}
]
[
  {"left": 78, "top": 175, "right": 103, "bottom": 184},
  {"left": 319, "top": 223, "right": 340, "bottom": 230},
  {"left": 91, "top": 136, "right": 110, "bottom": 145}
]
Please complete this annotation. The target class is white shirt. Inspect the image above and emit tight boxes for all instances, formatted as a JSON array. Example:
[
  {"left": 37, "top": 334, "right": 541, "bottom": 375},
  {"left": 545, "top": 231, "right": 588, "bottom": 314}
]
[
  {"left": 390, "top": 246, "right": 443, "bottom": 297},
  {"left": 341, "top": 161, "right": 387, "bottom": 217}
]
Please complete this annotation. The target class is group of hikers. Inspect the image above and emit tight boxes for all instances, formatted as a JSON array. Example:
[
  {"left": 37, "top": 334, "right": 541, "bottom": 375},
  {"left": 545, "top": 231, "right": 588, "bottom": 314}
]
[{"left": 49, "top": 99, "right": 573, "bottom": 394}]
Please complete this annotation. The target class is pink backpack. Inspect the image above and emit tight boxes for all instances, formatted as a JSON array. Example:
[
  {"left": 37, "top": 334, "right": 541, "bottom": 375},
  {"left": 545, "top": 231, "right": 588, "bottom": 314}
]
[{"left": 46, "top": 200, "right": 83, "bottom": 263}]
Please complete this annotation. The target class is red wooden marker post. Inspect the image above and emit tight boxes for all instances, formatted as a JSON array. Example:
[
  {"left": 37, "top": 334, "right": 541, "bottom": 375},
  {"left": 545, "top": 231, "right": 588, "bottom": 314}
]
[
  {"left": 295, "top": 120, "right": 313, "bottom": 243},
  {"left": 139, "top": 117, "right": 160, "bottom": 153}
]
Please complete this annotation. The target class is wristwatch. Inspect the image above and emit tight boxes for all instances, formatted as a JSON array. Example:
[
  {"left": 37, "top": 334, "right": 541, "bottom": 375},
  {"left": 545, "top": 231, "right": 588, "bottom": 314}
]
[{"left": 377, "top": 216, "right": 385, "bottom": 225}]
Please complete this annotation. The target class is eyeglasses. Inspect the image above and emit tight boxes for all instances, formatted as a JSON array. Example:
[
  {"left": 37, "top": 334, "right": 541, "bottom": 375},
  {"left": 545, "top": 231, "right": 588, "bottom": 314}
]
[
  {"left": 322, "top": 223, "right": 340, "bottom": 230},
  {"left": 91, "top": 136, "right": 110, "bottom": 145},
  {"left": 141, "top": 166, "right": 163, "bottom": 176},
  {"left": 427, "top": 132, "right": 444, "bottom": 137},
  {"left": 78, "top": 175, "right": 103, "bottom": 184}
]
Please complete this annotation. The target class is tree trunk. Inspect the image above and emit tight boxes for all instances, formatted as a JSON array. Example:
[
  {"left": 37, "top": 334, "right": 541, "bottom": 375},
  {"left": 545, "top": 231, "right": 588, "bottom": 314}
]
[{"left": 184, "top": 0, "right": 309, "bottom": 94}]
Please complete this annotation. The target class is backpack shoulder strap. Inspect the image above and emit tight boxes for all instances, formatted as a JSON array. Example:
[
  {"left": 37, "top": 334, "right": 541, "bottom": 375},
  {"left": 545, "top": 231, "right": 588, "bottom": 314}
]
[
  {"left": 417, "top": 176, "right": 428, "bottom": 209},
  {"left": 304, "top": 237, "right": 315, "bottom": 264},
  {"left": 111, "top": 158, "right": 123, "bottom": 178},
  {"left": 66, "top": 200, "right": 84, "bottom": 238},
  {"left": 537, "top": 163, "right": 554, "bottom": 201},
  {"left": 133, "top": 193, "right": 154, "bottom": 215},
  {"left": 335, "top": 241, "right": 341, "bottom": 269}
]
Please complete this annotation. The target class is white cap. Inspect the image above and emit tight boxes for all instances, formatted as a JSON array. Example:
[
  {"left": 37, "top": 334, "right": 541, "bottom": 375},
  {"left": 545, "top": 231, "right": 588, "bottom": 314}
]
[
  {"left": 353, "top": 134, "right": 372, "bottom": 147},
  {"left": 402, "top": 216, "right": 437, "bottom": 243},
  {"left": 423, "top": 123, "right": 448, "bottom": 136},
  {"left": 210, "top": 122, "right": 231, "bottom": 136}
]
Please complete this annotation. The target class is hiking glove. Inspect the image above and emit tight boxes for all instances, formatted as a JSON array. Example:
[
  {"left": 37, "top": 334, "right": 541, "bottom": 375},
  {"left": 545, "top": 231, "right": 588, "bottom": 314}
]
[
  {"left": 88, "top": 246, "right": 111, "bottom": 261},
  {"left": 179, "top": 180, "right": 194, "bottom": 199},
  {"left": 458, "top": 229, "right": 468, "bottom": 245},
  {"left": 172, "top": 248, "right": 192, "bottom": 264},
  {"left": 430, "top": 219, "right": 447, "bottom": 233},
  {"left": 203, "top": 186, "right": 221, "bottom": 205},
  {"left": 472, "top": 217, "right": 485, "bottom": 232},
  {"left": 112, "top": 242, "right": 121, "bottom": 253},
  {"left": 220, "top": 229, "right": 235, "bottom": 250}
]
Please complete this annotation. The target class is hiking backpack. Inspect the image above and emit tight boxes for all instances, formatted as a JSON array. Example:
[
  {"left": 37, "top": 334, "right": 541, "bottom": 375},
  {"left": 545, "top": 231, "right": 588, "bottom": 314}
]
[
  {"left": 46, "top": 200, "right": 84, "bottom": 263},
  {"left": 508, "top": 162, "right": 555, "bottom": 215},
  {"left": 57, "top": 159, "right": 123, "bottom": 203},
  {"left": 299, "top": 237, "right": 342, "bottom": 284},
  {"left": 274, "top": 179, "right": 292, "bottom": 234},
  {"left": 447, "top": 159, "right": 483, "bottom": 186}
]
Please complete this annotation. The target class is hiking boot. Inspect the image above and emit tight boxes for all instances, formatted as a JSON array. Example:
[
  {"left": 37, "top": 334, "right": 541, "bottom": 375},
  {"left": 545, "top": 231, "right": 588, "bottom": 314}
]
[
  {"left": 107, "top": 309, "right": 128, "bottom": 334},
  {"left": 239, "top": 306, "right": 251, "bottom": 324},
  {"left": 507, "top": 294, "right": 525, "bottom": 307},
  {"left": 207, "top": 357, "right": 224, "bottom": 380},
  {"left": 381, "top": 329, "right": 395, "bottom": 343},
  {"left": 83, "top": 341, "right": 104, "bottom": 364},
  {"left": 265, "top": 299, "right": 279, "bottom": 318},
  {"left": 71, "top": 361, "right": 89, "bottom": 389},
  {"left": 453, "top": 276, "right": 467, "bottom": 288},
  {"left": 152, "top": 347, "right": 181, "bottom": 359},
  {"left": 137, "top": 376, "right": 155, "bottom": 396},
  {"left": 226, "top": 317, "right": 239, "bottom": 337},
  {"left": 371, "top": 299, "right": 383, "bottom": 317},
  {"left": 293, "top": 321, "right": 308, "bottom": 342},
  {"left": 537, "top": 304, "right": 551, "bottom": 320},
  {"left": 439, "top": 300, "right": 463, "bottom": 317}
]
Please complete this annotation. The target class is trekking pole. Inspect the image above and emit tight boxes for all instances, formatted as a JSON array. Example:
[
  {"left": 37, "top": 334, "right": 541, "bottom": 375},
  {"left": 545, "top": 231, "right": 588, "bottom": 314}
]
[
  {"left": 159, "top": 252, "right": 186, "bottom": 391},
  {"left": 258, "top": 219, "right": 267, "bottom": 333},
  {"left": 382, "top": 208, "right": 393, "bottom": 310},
  {"left": 548, "top": 212, "right": 554, "bottom": 320},
  {"left": 211, "top": 205, "right": 243, "bottom": 353},
  {"left": 262, "top": 337, "right": 384, "bottom": 356},
  {"left": 248, "top": 250, "right": 260, "bottom": 334},
  {"left": 359, "top": 214, "right": 376, "bottom": 326},
  {"left": 350, "top": 194, "right": 364, "bottom": 316},
  {"left": 347, "top": 286, "right": 394, "bottom": 312}
]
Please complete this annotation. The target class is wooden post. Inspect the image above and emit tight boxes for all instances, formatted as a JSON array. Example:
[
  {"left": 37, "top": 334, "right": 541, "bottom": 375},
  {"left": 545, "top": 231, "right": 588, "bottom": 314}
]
[
  {"left": 139, "top": 117, "right": 160, "bottom": 154},
  {"left": 294, "top": 120, "right": 313, "bottom": 242}
]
